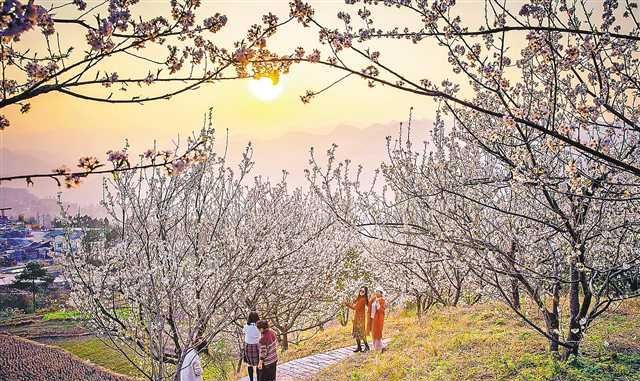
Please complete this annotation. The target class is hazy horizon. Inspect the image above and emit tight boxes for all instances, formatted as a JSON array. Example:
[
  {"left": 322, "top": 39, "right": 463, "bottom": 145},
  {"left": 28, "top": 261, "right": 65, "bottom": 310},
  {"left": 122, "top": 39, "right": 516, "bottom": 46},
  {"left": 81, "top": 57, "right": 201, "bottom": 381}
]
[{"left": 1, "top": 117, "right": 432, "bottom": 210}]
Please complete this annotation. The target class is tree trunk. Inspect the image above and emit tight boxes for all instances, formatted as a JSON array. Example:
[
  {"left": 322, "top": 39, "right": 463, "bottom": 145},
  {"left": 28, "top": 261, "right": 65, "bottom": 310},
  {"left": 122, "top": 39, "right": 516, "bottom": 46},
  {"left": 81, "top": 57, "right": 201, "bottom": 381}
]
[
  {"left": 564, "top": 265, "right": 581, "bottom": 359},
  {"left": 628, "top": 267, "right": 639, "bottom": 292},
  {"left": 543, "top": 310, "right": 560, "bottom": 354},
  {"left": 543, "top": 280, "right": 561, "bottom": 356},
  {"left": 31, "top": 280, "right": 37, "bottom": 313},
  {"left": 451, "top": 285, "right": 461, "bottom": 307},
  {"left": 511, "top": 278, "right": 521, "bottom": 311},
  {"left": 280, "top": 331, "right": 289, "bottom": 351},
  {"left": 173, "top": 358, "right": 183, "bottom": 381},
  {"left": 508, "top": 242, "right": 520, "bottom": 310},
  {"left": 416, "top": 294, "right": 423, "bottom": 318}
]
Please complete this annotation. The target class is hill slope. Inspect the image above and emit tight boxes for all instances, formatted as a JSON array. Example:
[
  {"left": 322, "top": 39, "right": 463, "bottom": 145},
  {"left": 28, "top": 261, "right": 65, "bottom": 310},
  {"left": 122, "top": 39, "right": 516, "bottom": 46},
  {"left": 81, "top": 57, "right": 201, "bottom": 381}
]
[{"left": 308, "top": 302, "right": 640, "bottom": 381}]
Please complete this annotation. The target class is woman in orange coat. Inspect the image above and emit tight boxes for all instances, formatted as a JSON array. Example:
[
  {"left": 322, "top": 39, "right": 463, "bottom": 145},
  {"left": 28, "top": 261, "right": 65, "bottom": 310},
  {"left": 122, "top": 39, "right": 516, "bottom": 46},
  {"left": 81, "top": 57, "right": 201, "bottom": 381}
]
[
  {"left": 370, "top": 288, "right": 386, "bottom": 351},
  {"left": 344, "top": 286, "right": 370, "bottom": 352}
]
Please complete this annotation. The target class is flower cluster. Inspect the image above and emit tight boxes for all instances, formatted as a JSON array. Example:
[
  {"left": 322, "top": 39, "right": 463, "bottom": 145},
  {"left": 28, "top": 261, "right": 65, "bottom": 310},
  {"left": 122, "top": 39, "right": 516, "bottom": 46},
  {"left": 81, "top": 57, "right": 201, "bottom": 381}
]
[
  {"left": 307, "top": 49, "right": 321, "bottom": 62},
  {"left": 300, "top": 90, "right": 315, "bottom": 104},
  {"left": 133, "top": 16, "right": 169, "bottom": 44},
  {"left": 86, "top": 20, "right": 115, "bottom": 53},
  {"left": 106, "top": 149, "right": 129, "bottom": 168},
  {"left": 203, "top": 13, "right": 227, "bottom": 33},
  {"left": 36, "top": 6, "right": 54, "bottom": 35},
  {"left": 0, "top": 115, "right": 9, "bottom": 130},
  {"left": 78, "top": 156, "right": 101, "bottom": 171},
  {"left": 0, "top": 0, "right": 47, "bottom": 39},
  {"left": 166, "top": 45, "right": 184, "bottom": 74},
  {"left": 73, "top": 0, "right": 87, "bottom": 11},
  {"left": 290, "top": 0, "right": 314, "bottom": 26},
  {"left": 25, "top": 62, "right": 58, "bottom": 83},
  {"left": 101, "top": 72, "right": 119, "bottom": 88},
  {"left": 108, "top": 0, "right": 137, "bottom": 31},
  {"left": 319, "top": 29, "right": 352, "bottom": 52}
]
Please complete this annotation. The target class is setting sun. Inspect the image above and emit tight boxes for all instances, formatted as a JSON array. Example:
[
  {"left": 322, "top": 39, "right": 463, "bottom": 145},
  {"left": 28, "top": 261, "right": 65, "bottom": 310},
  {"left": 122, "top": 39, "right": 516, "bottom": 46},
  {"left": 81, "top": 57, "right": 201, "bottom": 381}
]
[{"left": 248, "top": 75, "right": 286, "bottom": 102}]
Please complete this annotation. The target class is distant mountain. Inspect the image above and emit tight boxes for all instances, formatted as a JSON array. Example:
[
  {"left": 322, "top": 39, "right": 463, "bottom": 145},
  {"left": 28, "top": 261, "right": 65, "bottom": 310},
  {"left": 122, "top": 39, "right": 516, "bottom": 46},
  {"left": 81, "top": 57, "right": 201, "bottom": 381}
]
[
  {"left": 0, "top": 148, "right": 54, "bottom": 176},
  {"left": 0, "top": 187, "right": 105, "bottom": 220},
  {"left": 225, "top": 119, "right": 433, "bottom": 188},
  {"left": 0, "top": 148, "right": 105, "bottom": 207},
  {"left": 1, "top": 120, "right": 433, "bottom": 205}
]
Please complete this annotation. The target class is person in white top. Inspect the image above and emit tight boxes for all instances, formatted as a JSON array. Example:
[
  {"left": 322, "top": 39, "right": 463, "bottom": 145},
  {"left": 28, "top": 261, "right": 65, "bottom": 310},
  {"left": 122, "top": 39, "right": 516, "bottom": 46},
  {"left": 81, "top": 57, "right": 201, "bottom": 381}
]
[
  {"left": 243, "top": 311, "right": 261, "bottom": 381},
  {"left": 179, "top": 348, "right": 203, "bottom": 381}
]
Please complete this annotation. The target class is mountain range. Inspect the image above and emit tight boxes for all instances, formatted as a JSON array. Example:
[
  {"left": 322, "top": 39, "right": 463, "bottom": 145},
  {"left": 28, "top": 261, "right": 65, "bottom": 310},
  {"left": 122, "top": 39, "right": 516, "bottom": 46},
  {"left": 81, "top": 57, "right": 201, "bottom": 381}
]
[{"left": 1, "top": 119, "right": 432, "bottom": 216}]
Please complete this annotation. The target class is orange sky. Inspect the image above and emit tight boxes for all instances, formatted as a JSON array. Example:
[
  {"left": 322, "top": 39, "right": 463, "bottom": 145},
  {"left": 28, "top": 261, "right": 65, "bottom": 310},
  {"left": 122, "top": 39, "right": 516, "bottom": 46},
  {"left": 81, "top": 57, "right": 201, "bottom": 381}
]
[{"left": 0, "top": 0, "right": 568, "bottom": 205}]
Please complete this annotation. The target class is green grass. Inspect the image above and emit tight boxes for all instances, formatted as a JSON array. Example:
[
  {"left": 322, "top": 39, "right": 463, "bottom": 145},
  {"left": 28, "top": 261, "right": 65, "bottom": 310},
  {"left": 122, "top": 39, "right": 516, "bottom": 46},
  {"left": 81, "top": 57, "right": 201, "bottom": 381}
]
[
  {"left": 491, "top": 352, "right": 640, "bottom": 381},
  {"left": 56, "top": 337, "right": 143, "bottom": 378},
  {"left": 42, "top": 310, "right": 84, "bottom": 321},
  {"left": 57, "top": 336, "right": 240, "bottom": 381}
]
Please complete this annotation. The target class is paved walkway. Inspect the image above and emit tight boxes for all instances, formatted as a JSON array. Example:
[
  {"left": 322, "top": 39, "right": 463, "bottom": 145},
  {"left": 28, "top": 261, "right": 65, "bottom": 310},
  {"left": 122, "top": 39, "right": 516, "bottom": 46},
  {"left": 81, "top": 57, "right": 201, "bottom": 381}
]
[{"left": 238, "top": 339, "right": 390, "bottom": 381}]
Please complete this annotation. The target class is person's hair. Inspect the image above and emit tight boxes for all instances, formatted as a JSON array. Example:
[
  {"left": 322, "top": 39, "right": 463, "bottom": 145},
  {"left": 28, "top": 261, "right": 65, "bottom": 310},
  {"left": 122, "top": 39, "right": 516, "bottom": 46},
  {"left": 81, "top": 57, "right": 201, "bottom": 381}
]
[
  {"left": 359, "top": 286, "right": 369, "bottom": 301},
  {"left": 247, "top": 311, "right": 259, "bottom": 325},
  {"left": 256, "top": 320, "right": 270, "bottom": 330}
]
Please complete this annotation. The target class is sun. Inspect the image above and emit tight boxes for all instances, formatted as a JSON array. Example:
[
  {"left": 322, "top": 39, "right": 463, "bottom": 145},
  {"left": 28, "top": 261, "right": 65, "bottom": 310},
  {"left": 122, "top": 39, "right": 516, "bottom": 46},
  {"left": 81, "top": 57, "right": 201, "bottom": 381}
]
[{"left": 248, "top": 74, "right": 286, "bottom": 102}]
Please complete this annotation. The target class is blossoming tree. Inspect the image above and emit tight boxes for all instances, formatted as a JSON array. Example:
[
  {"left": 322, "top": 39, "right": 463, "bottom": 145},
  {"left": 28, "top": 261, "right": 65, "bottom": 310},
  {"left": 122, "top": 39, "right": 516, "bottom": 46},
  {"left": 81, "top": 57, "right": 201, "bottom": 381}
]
[
  {"left": 62, "top": 121, "right": 260, "bottom": 380},
  {"left": 61, "top": 122, "right": 360, "bottom": 378},
  {"left": 283, "top": 0, "right": 640, "bottom": 178},
  {"left": 308, "top": 110, "right": 640, "bottom": 358},
  {"left": 228, "top": 178, "right": 354, "bottom": 351}
]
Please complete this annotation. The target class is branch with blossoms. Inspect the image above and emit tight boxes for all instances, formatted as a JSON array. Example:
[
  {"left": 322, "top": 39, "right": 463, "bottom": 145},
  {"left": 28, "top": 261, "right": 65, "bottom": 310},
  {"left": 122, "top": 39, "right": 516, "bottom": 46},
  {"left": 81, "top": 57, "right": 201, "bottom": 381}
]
[
  {"left": 0, "top": 0, "right": 298, "bottom": 129},
  {"left": 0, "top": 107, "right": 215, "bottom": 187},
  {"left": 274, "top": 0, "right": 640, "bottom": 178}
]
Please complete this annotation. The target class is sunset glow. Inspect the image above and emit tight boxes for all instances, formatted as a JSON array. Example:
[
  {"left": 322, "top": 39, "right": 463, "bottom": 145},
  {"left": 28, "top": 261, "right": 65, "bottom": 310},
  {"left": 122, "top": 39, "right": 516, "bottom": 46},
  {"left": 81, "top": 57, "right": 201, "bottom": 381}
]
[{"left": 248, "top": 76, "right": 286, "bottom": 102}]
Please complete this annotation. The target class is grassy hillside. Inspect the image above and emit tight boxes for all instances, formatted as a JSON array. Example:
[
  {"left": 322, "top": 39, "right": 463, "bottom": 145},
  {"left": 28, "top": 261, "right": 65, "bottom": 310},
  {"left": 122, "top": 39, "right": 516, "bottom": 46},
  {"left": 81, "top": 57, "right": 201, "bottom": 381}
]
[
  {"left": 307, "top": 301, "right": 640, "bottom": 381},
  {"left": 56, "top": 337, "right": 143, "bottom": 378},
  {"left": 3, "top": 301, "right": 638, "bottom": 380}
]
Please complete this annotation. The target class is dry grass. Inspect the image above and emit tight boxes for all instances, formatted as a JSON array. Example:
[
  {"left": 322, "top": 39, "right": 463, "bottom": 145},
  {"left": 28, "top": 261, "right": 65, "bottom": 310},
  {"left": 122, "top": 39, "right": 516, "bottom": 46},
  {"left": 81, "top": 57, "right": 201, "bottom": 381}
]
[
  {"left": 279, "top": 315, "right": 408, "bottom": 363},
  {"left": 306, "top": 301, "right": 640, "bottom": 381}
]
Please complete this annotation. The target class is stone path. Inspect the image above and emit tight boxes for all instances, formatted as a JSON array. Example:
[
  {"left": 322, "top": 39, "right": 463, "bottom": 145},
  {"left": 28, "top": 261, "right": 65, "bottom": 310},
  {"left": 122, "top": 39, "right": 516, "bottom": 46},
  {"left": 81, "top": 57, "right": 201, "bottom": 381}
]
[{"left": 237, "top": 339, "right": 390, "bottom": 381}]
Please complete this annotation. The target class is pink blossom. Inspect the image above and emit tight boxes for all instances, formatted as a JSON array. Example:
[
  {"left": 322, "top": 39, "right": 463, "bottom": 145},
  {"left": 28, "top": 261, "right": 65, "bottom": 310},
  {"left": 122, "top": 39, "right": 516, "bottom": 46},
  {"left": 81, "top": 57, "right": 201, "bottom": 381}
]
[
  {"left": 170, "top": 159, "right": 187, "bottom": 175},
  {"left": 203, "top": 13, "right": 227, "bottom": 33},
  {"left": 289, "top": 0, "right": 314, "bottom": 26},
  {"left": 143, "top": 149, "right": 155, "bottom": 159},
  {"left": 101, "top": 72, "right": 119, "bottom": 87},
  {"left": 107, "top": 149, "right": 128, "bottom": 163},
  {"left": 143, "top": 72, "right": 155, "bottom": 85},
  {"left": 0, "top": 115, "right": 9, "bottom": 130},
  {"left": 78, "top": 156, "right": 100, "bottom": 170},
  {"left": 307, "top": 49, "right": 321, "bottom": 62}
]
